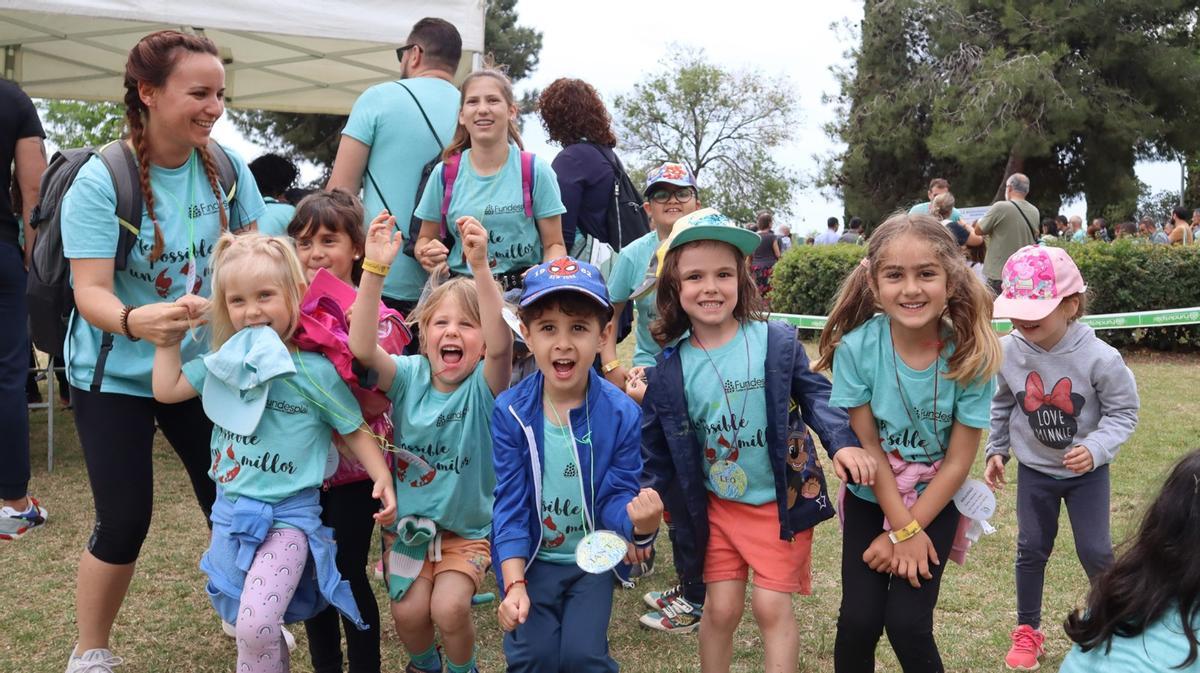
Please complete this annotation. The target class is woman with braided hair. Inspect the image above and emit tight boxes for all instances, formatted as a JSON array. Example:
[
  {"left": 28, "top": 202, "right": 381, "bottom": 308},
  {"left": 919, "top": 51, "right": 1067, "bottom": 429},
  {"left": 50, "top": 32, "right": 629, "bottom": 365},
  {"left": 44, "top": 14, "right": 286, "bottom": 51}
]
[{"left": 58, "top": 29, "right": 264, "bottom": 672}]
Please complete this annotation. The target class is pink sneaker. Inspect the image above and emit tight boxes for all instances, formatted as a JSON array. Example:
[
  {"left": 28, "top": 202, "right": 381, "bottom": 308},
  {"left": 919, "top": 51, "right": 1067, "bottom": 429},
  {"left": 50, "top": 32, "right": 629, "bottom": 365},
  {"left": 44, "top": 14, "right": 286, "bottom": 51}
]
[{"left": 1004, "top": 624, "right": 1046, "bottom": 670}]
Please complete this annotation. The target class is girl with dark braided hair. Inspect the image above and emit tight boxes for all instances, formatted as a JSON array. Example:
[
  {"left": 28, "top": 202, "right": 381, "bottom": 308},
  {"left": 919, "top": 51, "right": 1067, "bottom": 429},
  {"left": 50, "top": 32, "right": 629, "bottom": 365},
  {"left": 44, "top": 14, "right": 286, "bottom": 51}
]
[{"left": 58, "top": 29, "right": 264, "bottom": 672}]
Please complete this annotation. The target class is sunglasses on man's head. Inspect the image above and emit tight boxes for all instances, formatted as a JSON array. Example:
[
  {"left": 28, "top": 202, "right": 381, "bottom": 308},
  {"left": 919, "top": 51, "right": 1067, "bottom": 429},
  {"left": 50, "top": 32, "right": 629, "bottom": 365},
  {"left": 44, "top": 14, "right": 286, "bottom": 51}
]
[
  {"left": 395, "top": 43, "right": 422, "bottom": 62},
  {"left": 648, "top": 188, "right": 697, "bottom": 204}
]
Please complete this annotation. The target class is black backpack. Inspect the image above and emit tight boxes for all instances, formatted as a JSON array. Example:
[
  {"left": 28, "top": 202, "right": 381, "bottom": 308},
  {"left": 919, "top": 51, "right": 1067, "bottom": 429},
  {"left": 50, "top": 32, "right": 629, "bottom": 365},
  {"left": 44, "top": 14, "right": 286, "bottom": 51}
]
[
  {"left": 361, "top": 82, "right": 451, "bottom": 259},
  {"left": 26, "top": 139, "right": 237, "bottom": 386},
  {"left": 586, "top": 144, "right": 649, "bottom": 252}
]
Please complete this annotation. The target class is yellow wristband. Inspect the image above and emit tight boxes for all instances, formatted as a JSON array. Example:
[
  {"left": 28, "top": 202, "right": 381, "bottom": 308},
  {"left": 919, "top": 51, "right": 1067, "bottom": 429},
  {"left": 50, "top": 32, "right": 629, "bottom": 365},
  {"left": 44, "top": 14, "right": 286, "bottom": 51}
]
[
  {"left": 889, "top": 519, "right": 923, "bottom": 544},
  {"left": 361, "top": 259, "right": 390, "bottom": 277},
  {"left": 601, "top": 359, "right": 622, "bottom": 375}
]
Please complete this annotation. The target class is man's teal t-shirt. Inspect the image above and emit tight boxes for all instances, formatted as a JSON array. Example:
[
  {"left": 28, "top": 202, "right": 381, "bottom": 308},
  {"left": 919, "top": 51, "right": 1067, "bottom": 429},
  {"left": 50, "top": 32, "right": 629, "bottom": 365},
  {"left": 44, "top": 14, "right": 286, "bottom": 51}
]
[
  {"left": 342, "top": 78, "right": 461, "bottom": 302},
  {"left": 386, "top": 355, "right": 496, "bottom": 539},
  {"left": 414, "top": 144, "right": 566, "bottom": 276},
  {"left": 909, "top": 202, "right": 962, "bottom": 223},
  {"left": 679, "top": 321, "right": 775, "bottom": 506},
  {"left": 1058, "top": 609, "right": 1200, "bottom": 673},
  {"left": 257, "top": 199, "right": 295, "bottom": 237},
  {"left": 537, "top": 420, "right": 589, "bottom": 564},
  {"left": 829, "top": 314, "right": 994, "bottom": 503},
  {"left": 61, "top": 146, "right": 266, "bottom": 397},
  {"left": 183, "top": 350, "right": 364, "bottom": 503},
  {"left": 607, "top": 229, "right": 664, "bottom": 367}
]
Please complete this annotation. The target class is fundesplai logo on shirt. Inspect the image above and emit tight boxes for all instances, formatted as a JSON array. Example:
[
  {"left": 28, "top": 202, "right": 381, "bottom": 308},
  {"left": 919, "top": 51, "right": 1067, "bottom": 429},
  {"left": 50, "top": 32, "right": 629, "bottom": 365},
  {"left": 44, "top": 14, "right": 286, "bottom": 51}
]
[{"left": 483, "top": 202, "right": 524, "bottom": 216}]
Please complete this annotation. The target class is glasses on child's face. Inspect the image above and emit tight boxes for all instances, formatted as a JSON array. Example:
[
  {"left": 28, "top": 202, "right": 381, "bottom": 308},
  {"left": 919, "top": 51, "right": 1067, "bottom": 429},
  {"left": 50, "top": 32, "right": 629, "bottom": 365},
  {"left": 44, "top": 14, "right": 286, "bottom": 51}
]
[{"left": 649, "top": 188, "right": 696, "bottom": 204}]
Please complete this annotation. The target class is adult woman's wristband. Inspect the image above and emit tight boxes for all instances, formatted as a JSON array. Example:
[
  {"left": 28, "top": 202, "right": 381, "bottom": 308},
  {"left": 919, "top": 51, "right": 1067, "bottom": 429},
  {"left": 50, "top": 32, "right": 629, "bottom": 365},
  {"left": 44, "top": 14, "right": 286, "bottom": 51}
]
[
  {"left": 120, "top": 304, "right": 140, "bottom": 341},
  {"left": 361, "top": 258, "right": 390, "bottom": 277}
]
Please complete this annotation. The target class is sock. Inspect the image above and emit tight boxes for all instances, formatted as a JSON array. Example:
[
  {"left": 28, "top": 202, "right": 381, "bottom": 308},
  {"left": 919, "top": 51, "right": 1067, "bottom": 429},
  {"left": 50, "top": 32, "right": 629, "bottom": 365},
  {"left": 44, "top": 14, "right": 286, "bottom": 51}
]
[
  {"left": 410, "top": 644, "right": 441, "bottom": 671},
  {"left": 447, "top": 654, "right": 476, "bottom": 673}
]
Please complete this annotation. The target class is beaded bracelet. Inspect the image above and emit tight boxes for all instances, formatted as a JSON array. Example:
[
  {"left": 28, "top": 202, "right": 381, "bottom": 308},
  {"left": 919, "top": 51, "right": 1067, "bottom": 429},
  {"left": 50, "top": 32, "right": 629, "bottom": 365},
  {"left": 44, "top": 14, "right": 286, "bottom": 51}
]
[{"left": 120, "top": 304, "right": 140, "bottom": 341}]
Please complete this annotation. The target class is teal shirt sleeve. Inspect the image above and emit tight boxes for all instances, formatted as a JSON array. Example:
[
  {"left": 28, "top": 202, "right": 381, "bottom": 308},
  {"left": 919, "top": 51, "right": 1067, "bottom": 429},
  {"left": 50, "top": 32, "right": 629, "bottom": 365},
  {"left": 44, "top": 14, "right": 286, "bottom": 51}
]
[
  {"left": 341, "top": 85, "right": 379, "bottom": 147},
  {"left": 531, "top": 155, "right": 566, "bottom": 219},
  {"left": 182, "top": 357, "right": 207, "bottom": 395},
  {"left": 954, "top": 373, "right": 996, "bottom": 429},
  {"left": 386, "top": 354, "right": 422, "bottom": 405},
  {"left": 413, "top": 162, "right": 446, "bottom": 223},
  {"left": 606, "top": 245, "right": 639, "bottom": 303},
  {"left": 829, "top": 334, "right": 871, "bottom": 408},
  {"left": 61, "top": 158, "right": 121, "bottom": 258}
]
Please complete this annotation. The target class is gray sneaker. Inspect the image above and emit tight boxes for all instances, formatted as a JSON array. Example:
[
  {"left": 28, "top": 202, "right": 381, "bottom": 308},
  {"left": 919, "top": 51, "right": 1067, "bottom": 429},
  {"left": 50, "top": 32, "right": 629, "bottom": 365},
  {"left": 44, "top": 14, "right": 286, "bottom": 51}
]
[
  {"left": 0, "top": 497, "right": 48, "bottom": 540},
  {"left": 65, "top": 647, "right": 123, "bottom": 673}
]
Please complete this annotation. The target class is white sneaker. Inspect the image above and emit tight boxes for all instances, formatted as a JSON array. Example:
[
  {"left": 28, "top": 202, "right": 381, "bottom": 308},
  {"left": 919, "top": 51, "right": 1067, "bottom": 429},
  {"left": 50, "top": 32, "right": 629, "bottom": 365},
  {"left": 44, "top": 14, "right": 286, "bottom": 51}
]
[
  {"left": 222, "top": 620, "right": 296, "bottom": 651},
  {"left": 65, "top": 647, "right": 123, "bottom": 673}
]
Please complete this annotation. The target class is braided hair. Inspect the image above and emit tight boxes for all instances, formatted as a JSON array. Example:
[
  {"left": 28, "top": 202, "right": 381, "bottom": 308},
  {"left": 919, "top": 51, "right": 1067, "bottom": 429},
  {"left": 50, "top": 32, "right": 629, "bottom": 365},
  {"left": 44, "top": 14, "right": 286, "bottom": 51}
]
[{"left": 123, "top": 30, "right": 227, "bottom": 262}]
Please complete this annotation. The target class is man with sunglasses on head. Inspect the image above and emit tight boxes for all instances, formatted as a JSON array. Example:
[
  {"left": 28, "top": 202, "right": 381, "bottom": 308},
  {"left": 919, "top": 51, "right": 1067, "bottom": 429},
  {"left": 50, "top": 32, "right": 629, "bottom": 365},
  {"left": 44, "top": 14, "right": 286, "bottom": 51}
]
[{"left": 328, "top": 18, "right": 462, "bottom": 324}]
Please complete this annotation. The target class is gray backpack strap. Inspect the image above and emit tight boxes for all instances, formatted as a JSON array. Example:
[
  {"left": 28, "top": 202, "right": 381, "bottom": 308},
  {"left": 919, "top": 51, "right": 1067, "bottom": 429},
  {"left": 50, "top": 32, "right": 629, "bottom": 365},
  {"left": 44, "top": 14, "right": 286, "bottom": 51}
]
[{"left": 204, "top": 141, "right": 241, "bottom": 227}]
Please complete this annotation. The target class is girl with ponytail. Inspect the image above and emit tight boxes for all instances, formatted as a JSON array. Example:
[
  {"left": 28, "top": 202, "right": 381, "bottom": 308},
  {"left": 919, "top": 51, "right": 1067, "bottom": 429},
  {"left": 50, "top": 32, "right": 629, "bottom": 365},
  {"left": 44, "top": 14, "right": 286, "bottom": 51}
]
[{"left": 58, "top": 29, "right": 265, "bottom": 672}]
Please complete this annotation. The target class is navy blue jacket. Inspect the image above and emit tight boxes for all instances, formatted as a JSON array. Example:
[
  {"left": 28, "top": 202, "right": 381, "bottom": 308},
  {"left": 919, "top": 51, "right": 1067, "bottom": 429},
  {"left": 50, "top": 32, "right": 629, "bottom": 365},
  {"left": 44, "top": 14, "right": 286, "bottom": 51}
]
[
  {"left": 491, "top": 369, "right": 643, "bottom": 596},
  {"left": 551, "top": 143, "right": 615, "bottom": 250},
  {"left": 641, "top": 321, "right": 860, "bottom": 582}
]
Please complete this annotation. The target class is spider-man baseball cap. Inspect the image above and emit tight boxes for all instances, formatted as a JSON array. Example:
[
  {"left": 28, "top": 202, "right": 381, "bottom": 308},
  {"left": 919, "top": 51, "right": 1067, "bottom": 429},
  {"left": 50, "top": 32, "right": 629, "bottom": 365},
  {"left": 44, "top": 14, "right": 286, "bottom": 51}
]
[
  {"left": 519, "top": 256, "right": 611, "bottom": 311},
  {"left": 993, "top": 245, "right": 1087, "bottom": 322}
]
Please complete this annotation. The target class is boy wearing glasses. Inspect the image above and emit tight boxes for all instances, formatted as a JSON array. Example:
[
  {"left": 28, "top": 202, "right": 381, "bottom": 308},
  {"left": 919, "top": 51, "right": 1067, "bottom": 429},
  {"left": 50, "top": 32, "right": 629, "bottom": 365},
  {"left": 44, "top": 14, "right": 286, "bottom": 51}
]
[{"left": 599, "top": 162, "right": 707, "bottom": 634}]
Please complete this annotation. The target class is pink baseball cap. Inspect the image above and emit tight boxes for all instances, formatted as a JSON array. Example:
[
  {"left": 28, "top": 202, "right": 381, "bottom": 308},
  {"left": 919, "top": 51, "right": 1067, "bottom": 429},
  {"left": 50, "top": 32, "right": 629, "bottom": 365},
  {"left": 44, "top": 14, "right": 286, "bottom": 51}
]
[{"left": 993, "top": 245, "right": 1087, "bottom": 321}]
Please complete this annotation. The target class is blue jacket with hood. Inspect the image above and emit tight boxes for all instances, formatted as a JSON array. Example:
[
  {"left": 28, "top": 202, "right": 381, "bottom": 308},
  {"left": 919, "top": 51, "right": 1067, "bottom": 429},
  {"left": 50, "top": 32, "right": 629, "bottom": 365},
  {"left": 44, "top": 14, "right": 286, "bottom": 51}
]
[
  {"left": 491, "top": 368, "right": 644, "bottom": 595},
  {"left": 641, "top": 320, "right": 860, "bottom": 584}
]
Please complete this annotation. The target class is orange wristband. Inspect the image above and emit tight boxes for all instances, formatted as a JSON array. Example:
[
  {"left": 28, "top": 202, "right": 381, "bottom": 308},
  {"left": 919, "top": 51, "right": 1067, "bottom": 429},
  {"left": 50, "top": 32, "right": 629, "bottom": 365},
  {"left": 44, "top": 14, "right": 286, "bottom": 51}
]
[{"left": 505, "top": 579, "right": 528, "bottom": 594}]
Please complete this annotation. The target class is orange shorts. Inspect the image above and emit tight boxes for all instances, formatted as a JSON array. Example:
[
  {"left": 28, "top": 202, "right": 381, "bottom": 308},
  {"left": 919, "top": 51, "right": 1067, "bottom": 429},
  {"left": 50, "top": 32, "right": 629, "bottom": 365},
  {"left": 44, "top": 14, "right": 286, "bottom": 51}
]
[
  {"left": 703, "top": 492, "right": 813, "bottom": 594},
  {"left": 385, "top": 531, "right": 492, "bottom": 591}
]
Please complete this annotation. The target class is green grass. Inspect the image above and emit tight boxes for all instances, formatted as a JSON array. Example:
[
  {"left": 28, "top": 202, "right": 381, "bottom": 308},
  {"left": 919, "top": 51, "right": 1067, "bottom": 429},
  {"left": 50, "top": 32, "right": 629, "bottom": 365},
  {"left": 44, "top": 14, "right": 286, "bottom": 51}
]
[{"left": 4, "top": 348, "right": 1197, "bottom": 672}]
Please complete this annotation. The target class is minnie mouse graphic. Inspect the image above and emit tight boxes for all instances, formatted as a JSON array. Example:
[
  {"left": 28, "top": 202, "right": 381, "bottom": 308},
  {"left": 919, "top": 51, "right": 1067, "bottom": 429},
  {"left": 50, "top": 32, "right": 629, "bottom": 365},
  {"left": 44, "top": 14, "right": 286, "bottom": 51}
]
[{"left": 1016, "top": 371, "right": 1085, "bottom": 450}]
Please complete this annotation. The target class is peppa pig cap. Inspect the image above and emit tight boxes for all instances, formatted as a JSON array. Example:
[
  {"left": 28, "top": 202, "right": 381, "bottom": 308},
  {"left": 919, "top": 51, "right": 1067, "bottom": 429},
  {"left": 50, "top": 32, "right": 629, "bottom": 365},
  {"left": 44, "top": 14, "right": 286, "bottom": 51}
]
[{"left": 993, "top": 245, "right": 1087, "bottom": 322}]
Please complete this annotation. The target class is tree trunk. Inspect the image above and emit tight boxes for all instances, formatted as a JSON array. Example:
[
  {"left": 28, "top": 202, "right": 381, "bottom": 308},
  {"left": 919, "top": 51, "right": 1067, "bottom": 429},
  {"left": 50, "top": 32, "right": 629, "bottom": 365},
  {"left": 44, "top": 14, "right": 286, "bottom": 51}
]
[
  {"left": 1185, "top": 151, "right": 1200, "bottom": 209},
  {"left": 993, "top": 146, "right": 1025, "bottom": 203}
]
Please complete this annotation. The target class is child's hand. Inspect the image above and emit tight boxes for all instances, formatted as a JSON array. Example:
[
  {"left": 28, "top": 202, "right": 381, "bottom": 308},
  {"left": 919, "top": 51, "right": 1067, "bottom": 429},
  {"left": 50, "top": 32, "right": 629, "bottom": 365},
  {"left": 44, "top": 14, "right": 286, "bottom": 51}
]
[
  {"left": 891, "top": 531, "right": 939, "bottom": 588},
  {"left": 627, "top": 488, "right": 664, "bottom": 535},
  {"left": 624, "top": 541, "right": 652, "bottom": 566},
  {"left": 984, "top": 455, "right": 1007, "bottom": 491},
  {"left": 371, "top": 476, "right": 397, "bottom": 527},
  {"left": 832, "top": 446, "right": 876, "bottom": 486},
  {"left": 458, "top": 216, "right": 490, "bottom": 271},
  {"left": 174, "top": 293, "right": 209, "bottom": 323},
  {"left": 498, "top": 585, "right": 529, "bottom": 631},
  {"left": 365, "top": 211, "right": 403, "bottom": 266},
  {"left": 625, "top": 375, "right": 647, "bottom": 404},
  {"left": 416, "top": 238, "right": 450, "bottom": 272},
  {"left": 1063, "top": 445, "right": 1094, "bottom": 474},
  {"left": 862, "top": 532, "right": 894, "bottom": 573}
]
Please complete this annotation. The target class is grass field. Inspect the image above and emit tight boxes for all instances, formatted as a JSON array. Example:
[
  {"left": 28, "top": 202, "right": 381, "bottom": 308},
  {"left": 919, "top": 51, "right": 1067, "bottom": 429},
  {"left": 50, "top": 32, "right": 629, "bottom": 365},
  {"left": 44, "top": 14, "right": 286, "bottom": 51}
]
[{"left": 3, "top": 347, "right": 1196, "bottom": 673}]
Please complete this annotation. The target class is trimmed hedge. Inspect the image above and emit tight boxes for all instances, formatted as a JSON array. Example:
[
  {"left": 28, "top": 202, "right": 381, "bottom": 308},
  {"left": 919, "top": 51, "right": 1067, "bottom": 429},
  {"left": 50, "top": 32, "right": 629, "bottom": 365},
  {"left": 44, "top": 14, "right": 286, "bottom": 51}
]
[{"left": 768, "top": 240, "right": 1200, "bottom": 350}]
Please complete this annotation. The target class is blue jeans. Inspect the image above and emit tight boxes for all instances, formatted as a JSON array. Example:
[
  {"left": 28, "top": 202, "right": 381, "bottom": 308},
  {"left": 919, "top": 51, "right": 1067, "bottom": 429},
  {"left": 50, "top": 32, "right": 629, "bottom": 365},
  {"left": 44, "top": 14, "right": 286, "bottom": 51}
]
[
  {"left": 502, "top": 560, "right": 618, "bottom": 673},
  {"left": 0, "top": 239, "right": 30, "bottom": 501}
]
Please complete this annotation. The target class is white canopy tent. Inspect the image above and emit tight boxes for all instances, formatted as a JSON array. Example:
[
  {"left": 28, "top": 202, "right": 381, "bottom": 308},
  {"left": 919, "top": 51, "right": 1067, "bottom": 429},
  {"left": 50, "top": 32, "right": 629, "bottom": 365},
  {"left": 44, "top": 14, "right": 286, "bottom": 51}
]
[{"left": 0, "top": 1, "right": 485, "bottom": 114}]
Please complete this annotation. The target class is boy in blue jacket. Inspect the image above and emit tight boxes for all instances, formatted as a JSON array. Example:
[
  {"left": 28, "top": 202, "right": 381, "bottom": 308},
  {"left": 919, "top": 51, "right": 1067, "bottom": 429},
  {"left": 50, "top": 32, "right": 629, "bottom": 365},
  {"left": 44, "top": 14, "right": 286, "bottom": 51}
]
[{"left": 491, "top": 256, "right": 663, "bottom": 672}]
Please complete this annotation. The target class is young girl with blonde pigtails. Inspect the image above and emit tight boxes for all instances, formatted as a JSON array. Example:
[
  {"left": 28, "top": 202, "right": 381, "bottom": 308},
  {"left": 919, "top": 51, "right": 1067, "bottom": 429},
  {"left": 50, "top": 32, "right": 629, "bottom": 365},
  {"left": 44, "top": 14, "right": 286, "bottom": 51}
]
[
  {"left": 152, "top": 233, "right": 396, "bottom": 673},
  {"left": 815, "top": 213, "right": 1002, "bottom": 673}
]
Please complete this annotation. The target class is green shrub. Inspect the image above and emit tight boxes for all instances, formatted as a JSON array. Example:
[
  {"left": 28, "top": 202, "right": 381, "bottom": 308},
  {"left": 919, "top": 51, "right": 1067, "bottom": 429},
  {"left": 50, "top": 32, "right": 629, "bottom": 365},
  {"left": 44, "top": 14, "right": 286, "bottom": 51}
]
[{"left": 768, "top": 239, "right": 1200, "bottom": 350}]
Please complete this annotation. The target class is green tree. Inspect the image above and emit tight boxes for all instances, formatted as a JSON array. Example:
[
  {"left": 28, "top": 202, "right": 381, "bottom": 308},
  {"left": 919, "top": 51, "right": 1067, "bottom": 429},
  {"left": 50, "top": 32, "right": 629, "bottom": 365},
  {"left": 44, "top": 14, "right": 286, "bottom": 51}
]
[
  {"left": 227, "top": 0, "right": 542, "bottom": 177},
  {"left": 35, "top": 99, "right": 124, "bottom": 148},
  {"left": 612, "top": 49, "right": 800, "bottom": 224}
]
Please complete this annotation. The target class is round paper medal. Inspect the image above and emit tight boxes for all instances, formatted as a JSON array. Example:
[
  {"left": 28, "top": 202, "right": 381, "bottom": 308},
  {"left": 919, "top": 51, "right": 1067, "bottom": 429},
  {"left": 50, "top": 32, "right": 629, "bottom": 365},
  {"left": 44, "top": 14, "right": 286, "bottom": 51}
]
[
  {"left": 575, "top": 530, "right": 628, "bottom": 574},
  {"left": 709, "top": 460, "right": 748, "bottom": 499},
  {"left": 953, "top": 478, "right": 996, "bottom": 521}
]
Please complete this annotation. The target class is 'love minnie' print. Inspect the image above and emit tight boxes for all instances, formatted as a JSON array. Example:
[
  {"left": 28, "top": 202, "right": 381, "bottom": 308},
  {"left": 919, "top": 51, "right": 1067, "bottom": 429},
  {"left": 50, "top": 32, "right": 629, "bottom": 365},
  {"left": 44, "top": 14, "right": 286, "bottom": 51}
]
[{"left": 1015, "top": 371, "right": 1086, "bottom": 450}]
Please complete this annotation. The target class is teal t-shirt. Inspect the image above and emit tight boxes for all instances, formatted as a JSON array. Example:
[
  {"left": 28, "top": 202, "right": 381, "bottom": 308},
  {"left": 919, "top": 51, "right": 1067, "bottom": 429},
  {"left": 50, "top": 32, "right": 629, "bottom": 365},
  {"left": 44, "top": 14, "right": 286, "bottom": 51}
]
[
  {"left": 607, "top": 229, "right": 665, "bottom": 367},
  {"left": 909, "top": 202, "right": 962, "bottom": 223},
  {"left": 257, "top": 199, "right": 295, "bottom": 237},
  {"left": 183, "top": 350, "right": 364, "bottom": 503},
  {"left": 61, "top": 146, "right": 266, "bottom": 397},
  {"left": 414, "top": 144, "right": 566, "bottom": 276},
  {"left": 1059, "top": 609, "right": 1200, "bottom": 672},
  {"left": 829, "top": 314, "right": 994, "bottom": 503},
  {"left": 342, "top": 77, "right": 461, "bottom": 302},
  {"left": 537, "top": 419, "right": 589, "bottom": 564},
  {"left": 386, "top": 354, "right": 496, "bottom": 539},
  {"left": 679, "top": 321, "right": 775, "bottom": 506}
]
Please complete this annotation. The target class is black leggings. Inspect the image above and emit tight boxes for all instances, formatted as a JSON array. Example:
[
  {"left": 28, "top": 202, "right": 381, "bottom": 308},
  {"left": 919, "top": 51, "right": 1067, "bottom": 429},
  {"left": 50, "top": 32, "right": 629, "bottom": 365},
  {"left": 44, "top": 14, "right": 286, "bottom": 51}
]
[
  {"left": 834, "top": 492, "right": 960, "bottom": 673},
  {"left": 71, "top": 386, "right": 216, "bottom": 565},
  {"left": 303, "top": 479, "right": 382, "bottom": 673}
]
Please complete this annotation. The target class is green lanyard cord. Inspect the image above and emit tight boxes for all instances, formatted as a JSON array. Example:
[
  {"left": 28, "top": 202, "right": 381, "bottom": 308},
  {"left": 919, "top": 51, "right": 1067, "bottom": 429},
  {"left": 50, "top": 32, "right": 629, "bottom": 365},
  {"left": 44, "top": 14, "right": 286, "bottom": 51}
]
[{"left": 546, "top": 388, "right": 595, "bottom": 536}]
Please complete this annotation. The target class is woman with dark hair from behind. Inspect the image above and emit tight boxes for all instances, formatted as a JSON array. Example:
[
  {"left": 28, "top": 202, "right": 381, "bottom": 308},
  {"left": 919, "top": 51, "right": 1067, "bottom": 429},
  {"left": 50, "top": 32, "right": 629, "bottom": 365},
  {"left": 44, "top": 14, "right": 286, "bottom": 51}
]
[
  {"left": 248, "top": 153, "right": 298, "bottom": 236},
  {"left": 536, "top": 77, "right": 620, "bottom": 252},
  {"left": 1059, "top": 449, "right": 1200, "bottom": 672}
]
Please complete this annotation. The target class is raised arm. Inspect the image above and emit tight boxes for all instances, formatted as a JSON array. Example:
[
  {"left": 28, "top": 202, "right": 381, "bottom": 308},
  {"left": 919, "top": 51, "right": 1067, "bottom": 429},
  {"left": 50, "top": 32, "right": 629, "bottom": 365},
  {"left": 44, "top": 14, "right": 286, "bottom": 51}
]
[
  {"left": 350, "top": 211, "right": 401, "bottom": 390},
  {"left": 458, "top": 216, "right": 513, "bottom": 395}
]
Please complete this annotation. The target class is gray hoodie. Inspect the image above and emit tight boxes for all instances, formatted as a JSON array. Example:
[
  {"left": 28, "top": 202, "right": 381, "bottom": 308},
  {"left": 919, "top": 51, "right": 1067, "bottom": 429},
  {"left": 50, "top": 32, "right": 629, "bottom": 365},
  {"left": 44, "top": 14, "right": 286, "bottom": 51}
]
[{"left": 986, "top": 321, "right": 1139, "bottom": 478}]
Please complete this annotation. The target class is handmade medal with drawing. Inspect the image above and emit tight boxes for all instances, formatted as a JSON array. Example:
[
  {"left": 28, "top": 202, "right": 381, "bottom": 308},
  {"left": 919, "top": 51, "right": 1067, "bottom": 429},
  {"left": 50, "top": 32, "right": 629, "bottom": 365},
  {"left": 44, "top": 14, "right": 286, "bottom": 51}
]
[{"left": 575, "top": 530, "right": 628, "bottom": 574}]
